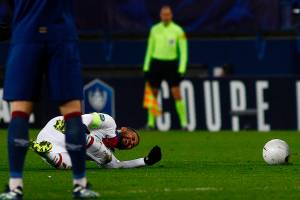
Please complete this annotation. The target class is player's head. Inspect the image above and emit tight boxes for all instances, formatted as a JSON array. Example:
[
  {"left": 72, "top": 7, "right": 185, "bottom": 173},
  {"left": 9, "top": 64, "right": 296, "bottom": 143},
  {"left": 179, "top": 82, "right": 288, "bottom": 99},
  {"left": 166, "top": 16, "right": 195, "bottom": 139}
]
[
  {"left": 160, "top": 5, "right": 173, "bottom": 25},
  {"left": 118, "top": 127, "right": 140, "bottom": 150}
]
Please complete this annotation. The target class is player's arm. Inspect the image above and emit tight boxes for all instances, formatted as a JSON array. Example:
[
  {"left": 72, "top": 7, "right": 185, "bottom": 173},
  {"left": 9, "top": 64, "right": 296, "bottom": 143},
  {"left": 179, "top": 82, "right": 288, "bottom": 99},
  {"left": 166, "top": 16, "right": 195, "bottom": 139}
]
[
  {"left": 178, "top": 29, "right": 188, "bottom": 75},
  {"left": 143, "top": 28, "right": 155, "bottom": 72},
  {"left": 103, "top": 154, "right": 145, "bottom": 169},
  {"left": 103, "top": 146, "right": 162, "bottom": 169}
]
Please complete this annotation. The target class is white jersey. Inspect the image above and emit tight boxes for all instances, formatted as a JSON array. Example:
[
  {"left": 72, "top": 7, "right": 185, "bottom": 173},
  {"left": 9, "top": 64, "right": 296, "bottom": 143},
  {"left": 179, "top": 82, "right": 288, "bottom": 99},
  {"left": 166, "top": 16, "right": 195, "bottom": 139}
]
[
  {"left": 37, "top": 113, "right": 117, "bottom": 154},
  {"left": 36, "top": 113, "right": 146, "bottom": 169}
]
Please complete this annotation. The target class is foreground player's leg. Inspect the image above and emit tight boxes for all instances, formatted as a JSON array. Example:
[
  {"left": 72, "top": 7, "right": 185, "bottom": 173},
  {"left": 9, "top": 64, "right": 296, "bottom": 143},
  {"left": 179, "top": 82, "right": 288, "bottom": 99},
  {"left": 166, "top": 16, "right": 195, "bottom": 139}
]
[
  {"left": 60, "top": 101, "right": 99, "bottom": 199},
  {"left": 64, "top": 111, "right": 86, "bottom": 185},
  {"left": 171, "top": 87, "right": 188, "bottom": 129},
  {"left": 0, "top": 101, "right": 33, "bottom": 200}
]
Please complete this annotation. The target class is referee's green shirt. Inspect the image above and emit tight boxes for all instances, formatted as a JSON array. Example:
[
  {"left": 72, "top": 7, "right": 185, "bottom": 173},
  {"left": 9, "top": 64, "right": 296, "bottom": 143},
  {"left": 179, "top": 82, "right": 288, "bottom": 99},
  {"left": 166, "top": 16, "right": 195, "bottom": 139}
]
[{"left": 143, "top": 22, "right": 188, "bottom": 74}]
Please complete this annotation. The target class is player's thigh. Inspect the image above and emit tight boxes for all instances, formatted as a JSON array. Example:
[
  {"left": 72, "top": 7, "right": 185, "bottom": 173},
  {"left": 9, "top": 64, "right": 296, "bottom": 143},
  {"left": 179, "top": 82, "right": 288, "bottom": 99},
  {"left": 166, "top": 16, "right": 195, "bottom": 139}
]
[
  {"left": 147, "top": 72, "right": 161, "bottom": 90},
  {"left": 167, "top": 73, "right": 182, "bottom": 89},
  {"left": 148, "top": 60, "right": 163, "bottom": 89},
  {"left": 47, "top": 41, "right": 83, "bottom": 102},
  {"left": 3, "top": 43, "right": 44, "bottom": 101},
  {"left": 59, "top": 100, "right": 81, "bottom": 115},
  {"left": 165, "top": 62, "right": 182, "bottom": 89}
]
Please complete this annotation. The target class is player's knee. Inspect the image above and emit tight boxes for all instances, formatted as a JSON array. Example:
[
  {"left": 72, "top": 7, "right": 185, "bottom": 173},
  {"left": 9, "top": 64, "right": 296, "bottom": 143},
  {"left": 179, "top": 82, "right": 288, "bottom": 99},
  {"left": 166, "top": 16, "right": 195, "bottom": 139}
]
[
  {"left": 10, "top": 101, "right": 33, "bottom": 114},
  {"left": 59, "top": 100, "right": 81, "bottom": 116},
  {"left": 51, "top": 153, "right": 72, "bottom": 169},
  {"left": 171, "top": 87, "right": 181, "bottom": 100},
  {"left": 56, "top": 162, "right": 72, "bottom": 170}
]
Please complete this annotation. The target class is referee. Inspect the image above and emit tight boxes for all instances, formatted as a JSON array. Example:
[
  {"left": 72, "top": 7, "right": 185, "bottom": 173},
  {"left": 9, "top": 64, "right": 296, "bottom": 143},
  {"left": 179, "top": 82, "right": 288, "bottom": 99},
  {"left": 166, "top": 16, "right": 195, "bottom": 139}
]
[{"left": 143, "top": 5, "right": 188, "bottom": 130}]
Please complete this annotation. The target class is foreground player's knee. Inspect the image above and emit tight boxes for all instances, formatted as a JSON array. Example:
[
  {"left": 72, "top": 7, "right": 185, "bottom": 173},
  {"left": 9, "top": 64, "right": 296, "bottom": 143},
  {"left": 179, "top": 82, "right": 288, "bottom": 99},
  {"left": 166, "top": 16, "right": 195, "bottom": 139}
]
[
  {"left": 59, "top": 100, "right": 82, "bottom": 116},
  {"left": 10, "top": 101, "right": 33, "bottom": 114}
]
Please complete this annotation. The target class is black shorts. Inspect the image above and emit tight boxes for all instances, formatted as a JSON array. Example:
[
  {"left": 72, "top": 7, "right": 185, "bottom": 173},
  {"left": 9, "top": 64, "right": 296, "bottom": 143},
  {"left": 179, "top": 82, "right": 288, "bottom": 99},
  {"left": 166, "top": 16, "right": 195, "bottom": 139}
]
[{"left": 146, "top": 59, "right": 182, "bottom": 88}]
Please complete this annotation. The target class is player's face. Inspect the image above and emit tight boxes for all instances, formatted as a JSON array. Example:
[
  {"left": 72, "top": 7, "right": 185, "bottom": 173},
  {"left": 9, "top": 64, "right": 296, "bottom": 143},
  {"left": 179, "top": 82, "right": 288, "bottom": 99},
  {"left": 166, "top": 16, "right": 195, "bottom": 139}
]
[
  {"left": 160, "top": 7, "right": 173, "bottom": 25},
  {"left": 120, "top": 127, "right": 139, "bottom": 150}
]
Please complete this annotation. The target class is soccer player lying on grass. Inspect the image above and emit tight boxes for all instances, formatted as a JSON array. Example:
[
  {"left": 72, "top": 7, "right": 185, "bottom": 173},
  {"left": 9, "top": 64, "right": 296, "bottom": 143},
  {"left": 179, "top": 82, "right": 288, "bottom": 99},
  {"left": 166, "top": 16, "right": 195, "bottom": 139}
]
[{"left": 31, "top": 113, "right": 162, "bottom": 169}]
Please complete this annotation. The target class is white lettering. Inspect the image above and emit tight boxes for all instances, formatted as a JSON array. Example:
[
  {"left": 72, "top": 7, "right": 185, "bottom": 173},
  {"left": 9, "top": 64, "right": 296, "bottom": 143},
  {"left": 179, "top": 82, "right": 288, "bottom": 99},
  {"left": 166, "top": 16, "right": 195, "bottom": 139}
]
[
  {"left": 204, "top": 81, "right": 221, "bottom": 131},
  {"left": 256, "top": 81, "right": 270, "bottom": 131},
  {"left": 230, "top": 81, "right": 247, "bottom": 131},
  {"left": 180, "top": 80, "right": 196, "bottom": 131}
]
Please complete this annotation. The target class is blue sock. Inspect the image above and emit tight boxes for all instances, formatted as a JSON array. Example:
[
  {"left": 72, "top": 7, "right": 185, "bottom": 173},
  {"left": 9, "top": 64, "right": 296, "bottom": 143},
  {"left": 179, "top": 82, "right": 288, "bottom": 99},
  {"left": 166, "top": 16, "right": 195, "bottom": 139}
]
[
  {"left": 8, "top": 111, "right": 30, "bottom": 178},
  {"left": 64, "top": 112, "right": 86, "bottom": 179}
]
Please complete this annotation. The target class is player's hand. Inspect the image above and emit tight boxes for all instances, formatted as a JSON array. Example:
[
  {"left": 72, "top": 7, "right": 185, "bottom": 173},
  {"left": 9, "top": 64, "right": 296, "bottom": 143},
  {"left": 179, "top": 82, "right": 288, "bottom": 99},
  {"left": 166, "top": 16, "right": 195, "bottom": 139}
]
[{"left": 144, "top": 145, "right": 162, "bottom": 166}]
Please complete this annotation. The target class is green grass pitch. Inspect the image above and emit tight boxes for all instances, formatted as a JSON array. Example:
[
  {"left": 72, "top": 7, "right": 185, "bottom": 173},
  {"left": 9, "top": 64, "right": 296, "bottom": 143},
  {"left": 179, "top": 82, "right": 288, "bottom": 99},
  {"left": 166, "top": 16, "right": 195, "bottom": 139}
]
[{"left": 1, "top": 130, "right": 300, "bottom": 199}]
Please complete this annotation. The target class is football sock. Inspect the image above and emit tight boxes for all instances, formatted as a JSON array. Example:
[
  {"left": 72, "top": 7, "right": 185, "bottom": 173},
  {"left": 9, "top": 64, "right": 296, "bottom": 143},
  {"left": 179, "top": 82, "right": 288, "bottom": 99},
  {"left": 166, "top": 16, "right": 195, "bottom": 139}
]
[
  {"left": 73, "top": 177, "right": 87, "bottom": 187},
  {"left": 64, "top": 112, "right": 86, "bottom": 181},
  {"left": 9, "top": 178, "right": 23, "bottom": 190},
  {"left": 147, "top": 109, "right": 155, "bottom": 128},
  {"left": 8, "top": 111, "right": 30, "bottom": 183},
  {"left": 175, "top": 100, "right": 187, "bottom": 128}
]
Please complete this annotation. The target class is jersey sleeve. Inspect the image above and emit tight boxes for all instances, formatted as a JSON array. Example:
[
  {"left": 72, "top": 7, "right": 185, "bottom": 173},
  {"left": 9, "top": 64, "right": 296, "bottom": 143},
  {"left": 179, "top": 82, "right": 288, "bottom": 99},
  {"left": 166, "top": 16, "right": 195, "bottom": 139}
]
[
  {"left": 103, "top": 154, "right": 146, "bottom": 169},
  {"left": 177, "top": 28, "right": 188, "bottom": 74},
  {"left": 143, "top": 28, "right": 155, "bottom": 72},
  {"left": 89, "top": 113, "right": 117, "bottom": 139}
]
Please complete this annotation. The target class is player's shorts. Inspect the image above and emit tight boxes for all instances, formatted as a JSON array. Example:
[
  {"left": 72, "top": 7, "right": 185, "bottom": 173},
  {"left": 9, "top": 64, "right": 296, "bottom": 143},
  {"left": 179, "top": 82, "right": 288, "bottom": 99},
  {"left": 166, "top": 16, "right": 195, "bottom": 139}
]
[
  {"left": 3, "top": 40, "right": 83, "bottom": 102},
  {"left": 146, "top": 58, "right": 182, "bottom": 88}
]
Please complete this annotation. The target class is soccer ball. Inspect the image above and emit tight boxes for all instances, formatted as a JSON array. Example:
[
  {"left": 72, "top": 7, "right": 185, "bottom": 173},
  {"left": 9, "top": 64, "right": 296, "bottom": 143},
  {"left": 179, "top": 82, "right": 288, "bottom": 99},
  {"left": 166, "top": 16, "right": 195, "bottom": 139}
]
[{"left": 262, "top": 139, "right": 290, "bottom": 165}]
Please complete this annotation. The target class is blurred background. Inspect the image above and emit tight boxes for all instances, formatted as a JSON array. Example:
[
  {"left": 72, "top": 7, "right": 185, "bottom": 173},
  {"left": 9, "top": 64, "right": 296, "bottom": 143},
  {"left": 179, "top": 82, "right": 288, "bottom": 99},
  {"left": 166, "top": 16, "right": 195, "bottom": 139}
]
[{"left": 1, "top": 0, "right": 300, "bottom": 131}]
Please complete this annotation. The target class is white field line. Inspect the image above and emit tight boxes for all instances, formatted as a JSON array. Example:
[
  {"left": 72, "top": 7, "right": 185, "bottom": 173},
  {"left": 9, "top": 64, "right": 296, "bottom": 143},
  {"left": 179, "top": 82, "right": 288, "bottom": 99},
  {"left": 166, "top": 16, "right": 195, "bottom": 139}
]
[{"left": 105, "top": 187, "right": 223, "bottom": 194}]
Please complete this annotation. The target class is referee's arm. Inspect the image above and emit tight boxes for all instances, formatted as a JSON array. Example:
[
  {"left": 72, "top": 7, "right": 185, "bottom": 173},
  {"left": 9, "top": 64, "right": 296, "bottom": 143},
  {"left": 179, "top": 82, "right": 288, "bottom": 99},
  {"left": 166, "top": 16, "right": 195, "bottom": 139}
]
[
  {"left": 143, "top": 29, "right": 155, "bottom": 72},
  {"left": 178, "top": 31, "right": 188, "bottom": 75}
]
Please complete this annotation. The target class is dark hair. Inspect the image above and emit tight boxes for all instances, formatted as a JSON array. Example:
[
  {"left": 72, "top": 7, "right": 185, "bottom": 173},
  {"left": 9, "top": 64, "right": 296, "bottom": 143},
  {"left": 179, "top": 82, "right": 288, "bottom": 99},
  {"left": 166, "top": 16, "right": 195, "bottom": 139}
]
[{"left": 161, "top": 5, "right": 172, "bottom": 11}]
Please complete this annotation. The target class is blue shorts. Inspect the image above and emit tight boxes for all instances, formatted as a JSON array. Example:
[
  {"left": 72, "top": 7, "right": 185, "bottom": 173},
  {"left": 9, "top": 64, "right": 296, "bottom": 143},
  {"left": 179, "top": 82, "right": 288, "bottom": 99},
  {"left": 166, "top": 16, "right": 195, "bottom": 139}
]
[{"left": 3, "top": 41, "right": 83, "bottom": 102}]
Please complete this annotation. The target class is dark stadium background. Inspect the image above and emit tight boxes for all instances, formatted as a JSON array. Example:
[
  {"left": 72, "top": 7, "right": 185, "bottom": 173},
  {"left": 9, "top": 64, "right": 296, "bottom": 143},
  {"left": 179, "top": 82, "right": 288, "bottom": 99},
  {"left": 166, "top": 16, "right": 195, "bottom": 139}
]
[{"left": 1, "top": 0, "right": 300, "bottom": 131}]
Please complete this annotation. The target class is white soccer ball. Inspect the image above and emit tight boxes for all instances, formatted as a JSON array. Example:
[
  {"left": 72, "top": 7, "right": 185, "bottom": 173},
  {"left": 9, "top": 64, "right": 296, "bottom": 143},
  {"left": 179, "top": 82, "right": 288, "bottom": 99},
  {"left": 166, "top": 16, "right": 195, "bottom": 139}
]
[{"left": 262, "top": 139, "right": 290, "bottom": 165}]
